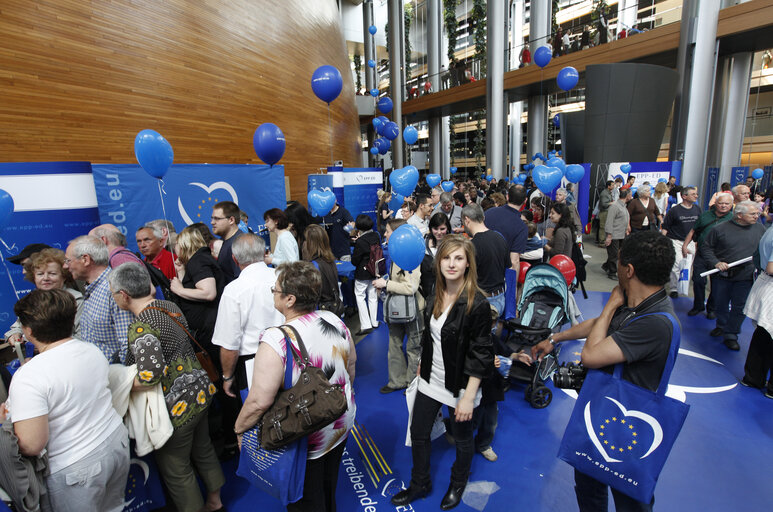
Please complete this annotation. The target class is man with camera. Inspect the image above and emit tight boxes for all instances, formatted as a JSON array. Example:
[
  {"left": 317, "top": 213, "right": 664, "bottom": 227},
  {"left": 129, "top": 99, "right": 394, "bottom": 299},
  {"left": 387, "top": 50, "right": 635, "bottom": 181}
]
[{"left": 532, "top": 231, "right": 679, "bottom": 511}]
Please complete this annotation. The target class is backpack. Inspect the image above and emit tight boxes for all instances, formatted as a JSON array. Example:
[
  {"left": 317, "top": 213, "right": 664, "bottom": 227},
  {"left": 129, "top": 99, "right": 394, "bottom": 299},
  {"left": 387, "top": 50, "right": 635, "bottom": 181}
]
[
  {"left": 365, "top": 243, "right": 386, "bottom": 277},
  {"left": 418, "top": 253, "right": 435, "bottom": 299},
  {"left": 571, "top": 241, "right": 588, "bottom": 299}
]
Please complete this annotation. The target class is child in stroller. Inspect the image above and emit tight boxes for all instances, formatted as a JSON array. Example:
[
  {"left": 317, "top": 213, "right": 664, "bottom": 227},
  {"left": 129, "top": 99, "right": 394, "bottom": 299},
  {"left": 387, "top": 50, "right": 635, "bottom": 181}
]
[{"left": 497, "top": 263, "right": 570, "bottom": 408}]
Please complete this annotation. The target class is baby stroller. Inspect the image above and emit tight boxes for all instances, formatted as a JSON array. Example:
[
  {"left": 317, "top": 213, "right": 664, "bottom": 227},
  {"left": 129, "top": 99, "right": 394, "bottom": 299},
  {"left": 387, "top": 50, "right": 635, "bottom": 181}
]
[{"left": 498, "top": 263, "right": 570, "bottom": 409}]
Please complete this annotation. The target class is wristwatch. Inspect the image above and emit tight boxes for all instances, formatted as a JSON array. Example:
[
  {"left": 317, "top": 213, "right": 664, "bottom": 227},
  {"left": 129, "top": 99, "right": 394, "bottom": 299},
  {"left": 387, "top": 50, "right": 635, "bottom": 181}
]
[
  {"left": 222, "top": 374, "right": 235, "bottom": 382},
  {"left": 549, "top": 334, "right": 556, "bottom": 346}
]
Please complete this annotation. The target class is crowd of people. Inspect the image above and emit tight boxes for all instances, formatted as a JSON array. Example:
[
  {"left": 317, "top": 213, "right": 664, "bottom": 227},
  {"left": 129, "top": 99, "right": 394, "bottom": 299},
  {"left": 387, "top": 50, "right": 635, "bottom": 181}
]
[{"left": 0, "top": 170, "right": 771, "bottom": 511}]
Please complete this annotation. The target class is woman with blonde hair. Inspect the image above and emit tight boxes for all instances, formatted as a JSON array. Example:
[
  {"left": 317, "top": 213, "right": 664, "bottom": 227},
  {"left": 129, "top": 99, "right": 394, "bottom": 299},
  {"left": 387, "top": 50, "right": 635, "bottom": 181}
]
[
  {"left": 392, "top": 235, "right": 493, "bottom": 510},
  {"left": 653, "top": 181, "right": 670, "bottom": 218}
]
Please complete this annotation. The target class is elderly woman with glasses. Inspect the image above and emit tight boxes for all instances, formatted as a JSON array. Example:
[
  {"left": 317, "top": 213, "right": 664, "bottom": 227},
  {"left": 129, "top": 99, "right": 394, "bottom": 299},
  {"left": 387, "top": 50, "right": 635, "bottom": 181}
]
[{"left": 235, "top": 261, "right": 357, "bottom": 512}]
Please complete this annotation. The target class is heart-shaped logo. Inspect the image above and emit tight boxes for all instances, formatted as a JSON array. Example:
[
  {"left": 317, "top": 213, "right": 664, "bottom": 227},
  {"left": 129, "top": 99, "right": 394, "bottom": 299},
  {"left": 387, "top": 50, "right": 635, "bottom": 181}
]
[
  {"left": 584, "top": 396, "right": 663, "bottom": 463},
  {"left": 533, "top": 165, "right": 563, "bottom": 195},
  {"left": 177, "top": 181, "right": 239, "bottom": 225},
  {"left": 390, "top": 166, "right": 419, "bottom": 197},
  {"left": 307, "top": 189, "right": 336, "bottom": 217},
  {"left": 440, "top": 181, "right": 454, "bottom": 192}
]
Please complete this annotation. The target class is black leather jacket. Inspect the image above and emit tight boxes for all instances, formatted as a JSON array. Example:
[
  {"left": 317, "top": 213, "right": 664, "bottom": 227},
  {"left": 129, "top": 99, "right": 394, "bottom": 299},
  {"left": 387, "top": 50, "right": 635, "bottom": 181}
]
[{"left": 420, "top": 291, "right": 494, "bottom": 397}]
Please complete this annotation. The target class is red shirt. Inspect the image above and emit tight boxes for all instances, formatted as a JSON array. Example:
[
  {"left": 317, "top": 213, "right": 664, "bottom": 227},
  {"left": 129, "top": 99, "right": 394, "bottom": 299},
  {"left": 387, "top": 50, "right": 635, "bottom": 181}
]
[{"left": 146, "top": 248, "right": 176, "bottom": 280}]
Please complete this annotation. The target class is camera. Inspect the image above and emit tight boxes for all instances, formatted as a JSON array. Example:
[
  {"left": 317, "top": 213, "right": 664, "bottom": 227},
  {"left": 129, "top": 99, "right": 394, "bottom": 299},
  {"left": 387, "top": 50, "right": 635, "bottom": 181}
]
[{"left": 553, "top": 362, "right": 588, "bottom": 390}]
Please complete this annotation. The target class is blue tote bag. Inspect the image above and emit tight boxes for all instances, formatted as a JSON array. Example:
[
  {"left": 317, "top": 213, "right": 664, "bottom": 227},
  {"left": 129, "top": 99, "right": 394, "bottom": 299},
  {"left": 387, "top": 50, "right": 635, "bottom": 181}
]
[
  {"left": 236, "top": 332, "right": 307, "bottom": 505},
  {"left": 557, "top": 312, "right": 689, "bottom": 504}
]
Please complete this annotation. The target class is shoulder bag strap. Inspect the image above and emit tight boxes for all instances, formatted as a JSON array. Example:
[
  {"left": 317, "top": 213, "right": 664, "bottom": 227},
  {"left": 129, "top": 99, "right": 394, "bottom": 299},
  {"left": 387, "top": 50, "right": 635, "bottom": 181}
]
[
  {"left": 613, "top": 311, "right": 681, "bottom": 397},
  {"left": 277, "top": 326, "right": 295, "bottom": 389},
  {"left": 281, "top": 324, "right": 311, "bottom": 367},
  {"left": 145, "top": 305, "right": 208, "bottom": 354}
]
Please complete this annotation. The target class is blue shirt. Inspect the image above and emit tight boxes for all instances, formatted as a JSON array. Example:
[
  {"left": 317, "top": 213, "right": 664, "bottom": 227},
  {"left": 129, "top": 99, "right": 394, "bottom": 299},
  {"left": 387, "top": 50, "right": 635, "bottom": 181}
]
[
  {"left": 759, "top": 225, "right": 773, "bottom": 270},
  {"left": 80, "top": 268, "right": 134, "bottom": 362},
  {"left": 484, "top": 205, "right": 528, "bottom": 255}
]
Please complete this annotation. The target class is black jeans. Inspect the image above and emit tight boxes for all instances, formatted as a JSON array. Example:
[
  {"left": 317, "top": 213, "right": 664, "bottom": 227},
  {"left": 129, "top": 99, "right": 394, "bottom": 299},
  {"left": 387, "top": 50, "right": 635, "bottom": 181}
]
[
  {"left": 605, "top": 239, "right": 621, "bottom": 273},
  {"left": 692, "top": 255, "right": 715, "bottom": 313},
  {"left": 744, "top": 326, "right": 773, "bottom": 392},
  {"left": 410, "top": 390, "right": 474, "bottom": 488},
  {"left": 711, "top": 277, "right": 754, "bottom": 340},
  {"left": 574, "top": 469, "right": 654, "bottom": 512},
  {"left": 287, "top": 441, "right": 346, "bottom": 512}
]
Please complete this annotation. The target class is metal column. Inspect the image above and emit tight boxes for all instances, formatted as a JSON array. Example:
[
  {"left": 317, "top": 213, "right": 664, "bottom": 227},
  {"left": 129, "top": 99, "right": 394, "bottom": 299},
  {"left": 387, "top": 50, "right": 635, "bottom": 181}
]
[
  {"left": 486, "top": 0, "right": 506, "bottom": 180},
  {"left": 527, "top": 0, "right": 551, "bottom": 159},
  {"left": 363, "top": 0, "right": 376, "bottom": 92},
  {"left": 677, "top": 0, "right": 720, "bottom": 188},
  {"left": 428, "top": 0, "right": 442, "bottom": 176},
  {"left": 618, "top": 0, "right": 639, "bottom": 32},
  {"left": 508, "top": 0, "right": 525, "bottom": 178},
  {"left": 388, "top": 0, "right": 405, "bottom": 169}
]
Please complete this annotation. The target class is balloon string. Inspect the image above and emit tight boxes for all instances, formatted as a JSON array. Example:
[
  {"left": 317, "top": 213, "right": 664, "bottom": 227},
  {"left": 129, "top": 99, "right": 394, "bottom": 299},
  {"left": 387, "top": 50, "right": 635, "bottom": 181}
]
[
  {"left": 0, "top": 237, "right": 21, "bottom": 300},
  {"left": 157, "top": 179, "right": 178, "bottom": 278},
  {"left": 327, "top": 104, "right": 334, "bottom": 167}
]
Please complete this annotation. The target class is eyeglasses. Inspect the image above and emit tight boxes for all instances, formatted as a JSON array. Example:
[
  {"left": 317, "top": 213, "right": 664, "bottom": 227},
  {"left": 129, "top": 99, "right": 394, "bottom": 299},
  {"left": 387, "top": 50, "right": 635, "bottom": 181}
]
[
  {"left": 270, "top": 285, "right": 283, "bottom": 295},
  {"left": 63, "top": 255, "right": 84, "bottom": 265},
  {"left": 211, "top": 216, "right": 226, "bottom": 222}
]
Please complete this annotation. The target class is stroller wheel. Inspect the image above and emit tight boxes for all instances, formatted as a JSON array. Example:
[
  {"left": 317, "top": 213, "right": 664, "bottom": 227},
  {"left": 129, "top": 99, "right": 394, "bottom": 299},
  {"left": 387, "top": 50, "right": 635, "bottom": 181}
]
[
  {"left": 528, "top": 385, "right": 553, "bottom": 409},
  {"left": 524, "top": 385, "right": 533, "bottom": 401}
]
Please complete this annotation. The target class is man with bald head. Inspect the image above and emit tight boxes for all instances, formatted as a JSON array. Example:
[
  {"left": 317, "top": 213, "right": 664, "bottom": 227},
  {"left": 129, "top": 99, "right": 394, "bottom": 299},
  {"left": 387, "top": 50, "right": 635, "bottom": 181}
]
[
  {"left": 89, "top": 224, "right": 143, "bottom": 268},
  {"left": 732, "top": 184, "right": 750, "bottom": 205}
]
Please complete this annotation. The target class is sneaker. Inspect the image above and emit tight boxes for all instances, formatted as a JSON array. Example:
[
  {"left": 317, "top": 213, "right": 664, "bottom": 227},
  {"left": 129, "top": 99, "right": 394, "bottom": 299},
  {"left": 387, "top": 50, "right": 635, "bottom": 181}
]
[
  {"left": 687, "top": 308, "right": 703, "bottom": 316},
  {"left": 740, "top": 377, "right": 757, "bottom": 388},
  {"left": 709, "top": 327, "right": 724, "bottom": 337},
  {"left": 764, "top": 390, "right": 773, "bottom": 399},
  {"left": 723, "top": 338, "right": 740, "bottom": 351},
  {"left": 380, "top": 385, "right": 397, "bottom": 394},
  {"left": 479, "top": 447, "right": 498, "bottom": 461},
  {"left": 669, "top": 291, "right": 679, "bottom": 298}
]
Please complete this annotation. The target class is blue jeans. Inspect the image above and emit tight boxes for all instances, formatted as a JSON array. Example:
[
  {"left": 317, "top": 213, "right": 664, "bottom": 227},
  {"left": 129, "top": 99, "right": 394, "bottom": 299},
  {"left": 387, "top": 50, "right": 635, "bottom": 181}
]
[
  {"left": 711, "top": 277, "right": 754, "bottom": 340},
  {"left": 486, "top": 292, "right": 505, "bottom": 319},
  {"left": 574, "top": 469, "right": 654, "bottom": 512}
]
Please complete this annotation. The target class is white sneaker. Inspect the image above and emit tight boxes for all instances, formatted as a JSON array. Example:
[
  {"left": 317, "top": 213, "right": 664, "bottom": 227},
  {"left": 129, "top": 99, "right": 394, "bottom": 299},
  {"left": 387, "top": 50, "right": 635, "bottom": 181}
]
[{"left": 480, "top": 447, "right": 498, "bottom": 461}]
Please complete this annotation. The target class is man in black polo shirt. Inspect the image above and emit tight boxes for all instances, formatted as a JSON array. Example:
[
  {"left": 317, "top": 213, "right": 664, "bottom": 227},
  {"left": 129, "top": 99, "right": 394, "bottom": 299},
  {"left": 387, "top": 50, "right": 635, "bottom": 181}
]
[
  {"left": 211, "top": 201, "right": 242, "bottom": 284},
  {"left": 322, "top": 202, "right": 355, "bottom": 261},
  {"left": 484, "top": 185, "right": 528, "bottom": 270},
  {"left": 532, "top": 231, "right": 679, "bottom": 511},
  {"left": 462, "top": 203, "right": 510, "bottom": 317}
]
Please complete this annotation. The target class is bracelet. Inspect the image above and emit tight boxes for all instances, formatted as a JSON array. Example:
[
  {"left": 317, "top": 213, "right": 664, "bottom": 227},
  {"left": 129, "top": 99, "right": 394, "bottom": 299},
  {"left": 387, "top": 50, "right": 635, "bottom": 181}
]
[
  {"left": 222, "top": 374, "right": 235, "bottom": 382},
  {"left": 549, "top": 334, "right": 556, "bottom": 346}
]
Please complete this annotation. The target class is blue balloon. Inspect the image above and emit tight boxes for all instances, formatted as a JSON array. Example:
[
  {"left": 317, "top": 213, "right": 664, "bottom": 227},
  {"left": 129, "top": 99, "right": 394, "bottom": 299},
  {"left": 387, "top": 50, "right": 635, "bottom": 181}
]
[
  {"left": 0, "top": 189, "right": 14, "bottom": 232},
  {"left": 621, "top": 163, "right": 632, "bottom": 173},
  {"left": 546, "top": 157, "right": 566, "bottom": 174},
  {"left": 533, "top": 165, "right": 563, "bottom": 195},
  {"left": 308, "top": 189, "right": 336, "bottom": 217},
  {"left": 534, "top": 45, "right": 552, "bottom": 68},
  {"left": 557, "top": 151, "right": 562, "bottom": 157},
  {"left": 522, "top": 164, "right": 530, "bottom": 171},
  {"left": 390, "top": 166, "right": 419, "bottom": 196},
  {"left": 553, "top": 114, "right": 560, "bottom": 127},
  {"left": 403, "top": 126, "right": 419, "bottom": 145},
  {"left": 252, "top": 123, "right": 286, "bottom": 166},
  {"left": 370, "top": 88, "right": 379, "bottom": 97},
  {"left": 367, "top": 59, "right": 376, "bottom": 68},
  {"left": 383, "top": 122, "right": 400, "bottom": 141},
  {"left": 389, "top": 224, "right": 425, "bottom": 271},
  {"left": 487, "top": 175, "right": 495, "bottom": 182},
  {"left": 369, "top": 25, "right": 377, "bottom": 35},
  {"left": 565, "top": 164, "right": 585, "bottom": 183},
  {"left": 134, "top": 129, "right": 174, "bottom": 179},
  {"left": 378, "top": 137, "right": 391, "bottom": 155},
  {"left": 657, "top": 177, "right": 667, "bottom": 183},
  {"left": 377, "top": 97, "right": 393, "bottom": 114},
  {"left": 426, "top": 173, "right": 441, "bottom": 188},
  {"left": 441, "top": 180, "right": 454, "bottom": 192},
  {"left": 519, "top": 173, "right": 528, "bottom": 181},
  {"left": 388, "top": 192, "right": 404, "bottom": 212},
  {"left": 370, "top": 146, "right": 379, "bottom": 155},
  {"left": 311, "top": 65, "right": 343, "bottom": 103},
  {"left": 527, "top": 163, "right": 535, "bottom": 171},
  {"left": 548, "top": 150, "right": 557, "bottom": 158},
  {"left": 536, "top": 152, "right": 546, "bottom": 161},
  {"left": 557, "top": 66, "right": 579, "bottom": 91},
  {"left": 752, "top": 168, "right": 764, "bottom": 180},
  {"left": 450, "top": 166, "right": 458, "bottom": 174},
  {"left": 377, "top": 116, "right": 390, "bottom": 136},
  {"left": 372, "top": 117, "right": 382, "bottom": 131}
]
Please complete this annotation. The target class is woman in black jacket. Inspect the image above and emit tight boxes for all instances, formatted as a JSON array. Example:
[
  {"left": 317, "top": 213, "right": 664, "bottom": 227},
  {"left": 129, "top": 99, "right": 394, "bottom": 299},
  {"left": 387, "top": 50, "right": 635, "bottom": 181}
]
[
  {"left": 391, "top": 235, "right": 494, "bottom": 511},
  {"left": 351, "top": 214, "right": 382, "bottom": 335}
]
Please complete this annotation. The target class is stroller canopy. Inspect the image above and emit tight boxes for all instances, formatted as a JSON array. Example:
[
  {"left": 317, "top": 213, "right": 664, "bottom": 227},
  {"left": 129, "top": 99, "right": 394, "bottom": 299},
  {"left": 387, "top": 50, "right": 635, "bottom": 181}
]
[{"left": 518, "top": 263, "right": 570, "bottom": 327}]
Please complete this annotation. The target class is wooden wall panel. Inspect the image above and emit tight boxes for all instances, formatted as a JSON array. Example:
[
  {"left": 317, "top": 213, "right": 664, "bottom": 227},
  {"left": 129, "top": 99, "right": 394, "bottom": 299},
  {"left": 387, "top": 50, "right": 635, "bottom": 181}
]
[{"left": 0, "top": 0, "right": 361, "bottom": 203}]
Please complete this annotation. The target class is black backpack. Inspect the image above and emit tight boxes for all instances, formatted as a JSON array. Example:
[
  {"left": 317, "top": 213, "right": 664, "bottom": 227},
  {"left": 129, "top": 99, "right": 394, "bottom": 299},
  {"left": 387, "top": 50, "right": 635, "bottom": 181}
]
[
  {"left": 571, "top": 242, "right": 588, "bottom": 299},
  {"left": 418, "top": 253, "right": 435, "bottom": 300}
]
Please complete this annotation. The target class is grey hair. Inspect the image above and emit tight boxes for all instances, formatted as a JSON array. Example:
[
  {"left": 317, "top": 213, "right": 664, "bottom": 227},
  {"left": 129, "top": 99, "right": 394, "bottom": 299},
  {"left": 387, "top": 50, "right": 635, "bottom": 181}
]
[
  {"left": 139, "top": 223, "right": 164, "bottom": 240},
  {"left": 461, "top": 203, "right": 485, "bottom": 223},
  {"left": 681, "top": 186, "right": 697, "bottom": 197},
  {"left": 232, "top": 233, "right": 265, "bottom": 266},
  {"left": 556, "top": 187, "right": 568, "bottom": 197},
  {"left": 91, "top": 226, "right": 124, "bottom": 246},
  {"left": 68, "top": 235, "right": 109, "bottom": 266},
  {"left": 732, "top": 184, "right": 750, "bottom": 197},
  {"left": 108, "top": 262, "right": 152, "bottom": 299},
  {"left": 147, "top": 219, "right": 176, "bottom": 234},
  {"left": 439, "top": 191, "right": 454, "bottom": 205},
  {"left": 638, "top": 184, "right": 651, "bottom": 195},
  {"left": 734, "top": 200, "right": 760, "bottom": 216}
]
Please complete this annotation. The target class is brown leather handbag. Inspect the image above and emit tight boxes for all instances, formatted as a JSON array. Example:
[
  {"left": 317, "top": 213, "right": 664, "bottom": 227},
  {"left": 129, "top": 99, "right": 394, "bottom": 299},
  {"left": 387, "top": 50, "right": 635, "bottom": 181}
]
[
  {"left": 259, "top": 325, "right": 348, "bottom": 450},
  {"left": 145, "top": 306, "right": 220, "bottom": 383}
]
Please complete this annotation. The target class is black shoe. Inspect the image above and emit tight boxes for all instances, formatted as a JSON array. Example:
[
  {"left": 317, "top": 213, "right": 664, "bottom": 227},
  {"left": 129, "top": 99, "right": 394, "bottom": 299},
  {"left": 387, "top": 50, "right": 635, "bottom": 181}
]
[
  {"left": 687, "top": 308, "right": 703, "bottom": 316},
  {"left": 391, "top": 484, "right": 432, "bottom": 506},
  {"left": 740, "top": 377, "right": 757, "bottom": 388},
  {"left": 669, "top": 291, "right": 679, "bottom": 298},
  {"left": 380, "top": 384, "right": 406, "bottom": 394},
  {"left": 355, "top": 328, "right": 373, "bottom": 337},
  {"left": 764, "top": 389, "right": 773, "bottom": 399},
  {"left": 440, "top": 483, "right": 466, "bottom": 510},
  {"left": 601, "top": 263, "right": 608, "bottom": 272},
  {"left": 706, "top": 311, "right": 716, "bottom": 320},
  {"left": 723, "top": 338, "right": 740, "bottom": 351},
  {"left": 709, "top": 327, "right": 724, "bottom": 337}
]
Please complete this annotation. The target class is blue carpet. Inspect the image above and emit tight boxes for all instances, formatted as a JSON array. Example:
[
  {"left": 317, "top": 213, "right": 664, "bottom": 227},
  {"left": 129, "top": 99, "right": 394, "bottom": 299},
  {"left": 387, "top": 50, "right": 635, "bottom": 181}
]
[{"left": 219, "top": 291, "right": 773, "bottom": 511}]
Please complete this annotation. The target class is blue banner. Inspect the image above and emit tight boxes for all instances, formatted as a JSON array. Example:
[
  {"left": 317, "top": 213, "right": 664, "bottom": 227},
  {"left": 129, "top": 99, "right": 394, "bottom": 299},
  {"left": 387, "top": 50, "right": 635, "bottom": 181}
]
[
  {"left": 731, "top": 166, "right": 748, "bottom": 187},
  {"left": 91, "top": 164, "right": 286, "bottom": 252},
  {"left": 704, "top": 167, "right": 720, "bottom": 210},
  {"left": 0, "top": 162, "right": 101, "bottom": 323}
]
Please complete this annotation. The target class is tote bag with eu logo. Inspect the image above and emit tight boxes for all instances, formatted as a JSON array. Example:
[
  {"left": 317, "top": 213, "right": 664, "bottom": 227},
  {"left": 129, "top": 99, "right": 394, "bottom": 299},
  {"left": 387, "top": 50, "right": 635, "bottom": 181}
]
[{"left": 558, "top": 312, "right": 689, "bottom": 504}]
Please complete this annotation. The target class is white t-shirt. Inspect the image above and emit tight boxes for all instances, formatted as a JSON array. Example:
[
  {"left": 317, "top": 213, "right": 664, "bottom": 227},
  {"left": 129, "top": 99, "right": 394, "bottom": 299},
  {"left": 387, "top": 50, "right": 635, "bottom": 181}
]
[
  {"left": 8, "top": 339, "right": 123, "bottom": 473},
  {"left": 407, "top": 214, "right": 429, "bottom": 236},
  {"left": 418, "top": 305, "right": 482, "bottom": 408}
]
